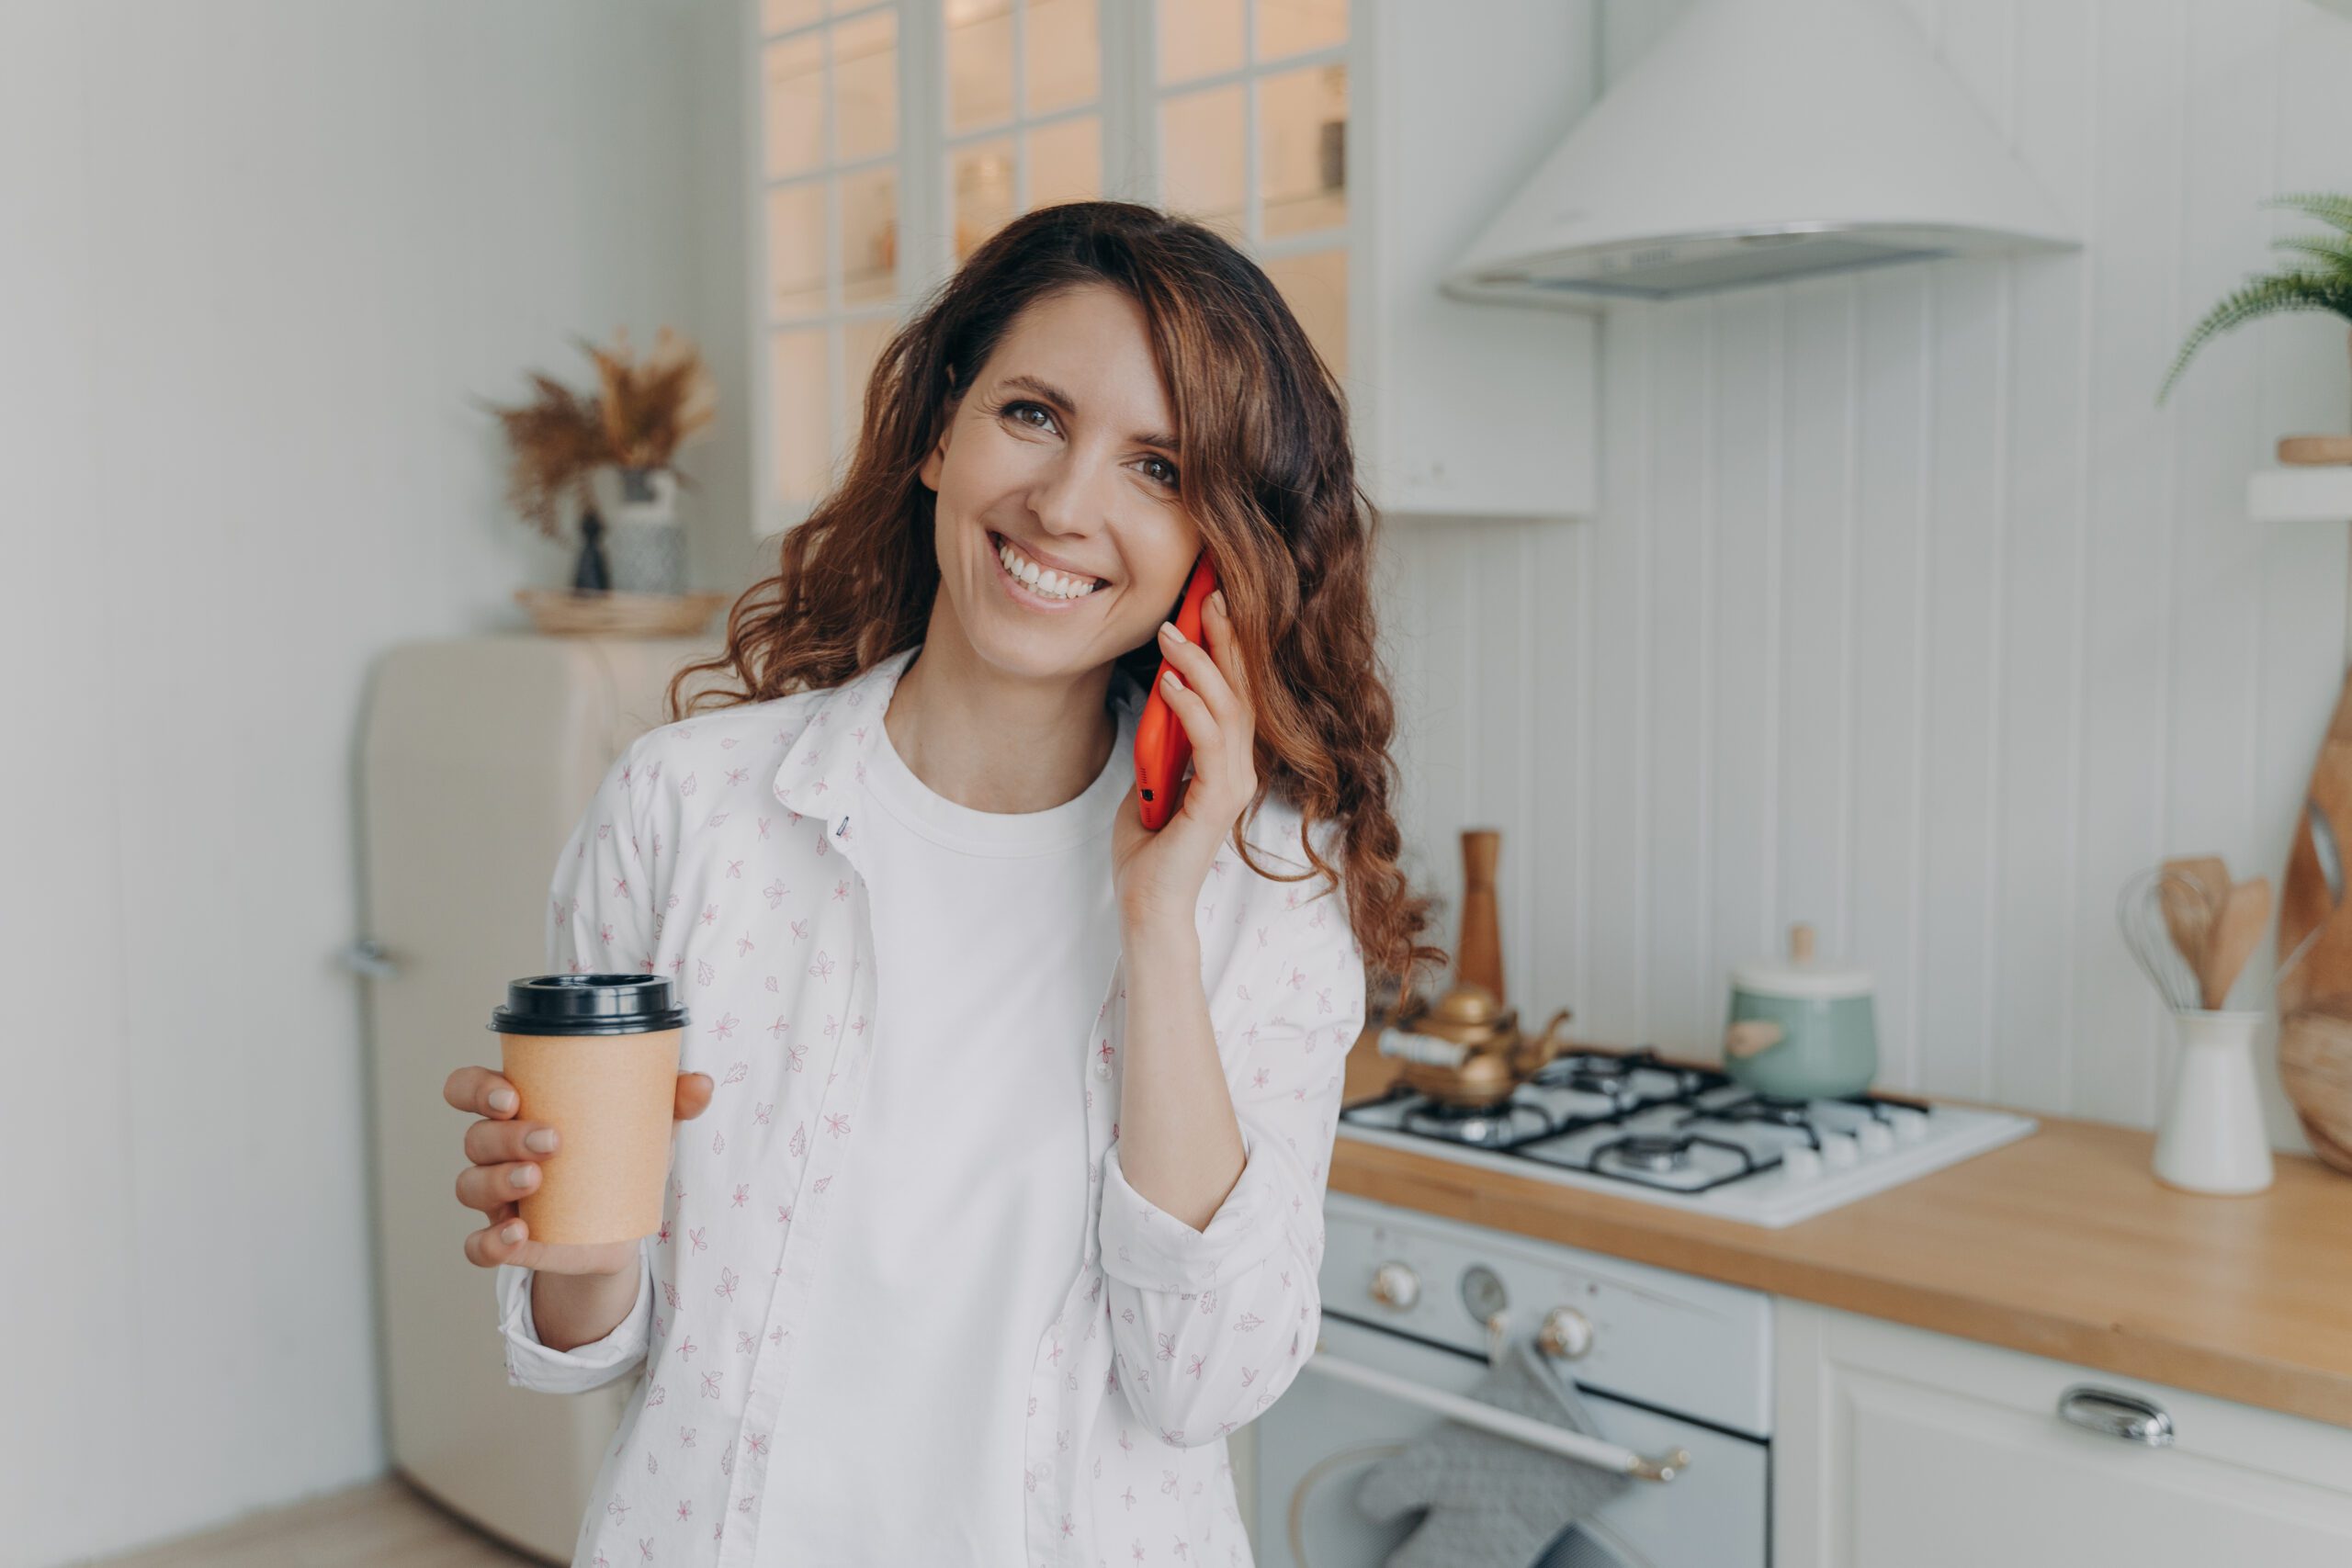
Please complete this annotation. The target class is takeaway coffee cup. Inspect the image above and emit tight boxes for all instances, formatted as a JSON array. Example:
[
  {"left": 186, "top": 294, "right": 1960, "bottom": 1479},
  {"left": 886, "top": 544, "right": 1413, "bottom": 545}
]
[{"left": 488, "top": 974, "right": 689, "bottom": 1246}]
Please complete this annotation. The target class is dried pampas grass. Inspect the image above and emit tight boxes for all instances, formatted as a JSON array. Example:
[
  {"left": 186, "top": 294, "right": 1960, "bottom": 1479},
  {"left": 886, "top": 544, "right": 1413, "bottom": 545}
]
[{"left": 484, "top": 326, "right": 718, "bottom": 540}]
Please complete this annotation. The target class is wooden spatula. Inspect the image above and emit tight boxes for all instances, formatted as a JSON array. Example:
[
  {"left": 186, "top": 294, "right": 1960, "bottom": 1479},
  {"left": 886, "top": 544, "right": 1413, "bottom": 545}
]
[{"left": 2202, "top": 876, "right": 2273, "bottom": 1010}]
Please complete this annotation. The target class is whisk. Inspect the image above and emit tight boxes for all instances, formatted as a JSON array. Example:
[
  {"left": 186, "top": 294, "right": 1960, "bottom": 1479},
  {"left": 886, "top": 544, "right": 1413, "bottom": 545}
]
[{"left": 2117, "top": 865, "right": 2214, "bottom": 1010}]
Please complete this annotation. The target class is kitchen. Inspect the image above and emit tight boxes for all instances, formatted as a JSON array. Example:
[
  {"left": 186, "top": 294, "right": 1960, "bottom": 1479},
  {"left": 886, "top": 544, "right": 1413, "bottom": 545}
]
[{"left": 13, "top": 1, "right": 2352, "bottom": 1566}]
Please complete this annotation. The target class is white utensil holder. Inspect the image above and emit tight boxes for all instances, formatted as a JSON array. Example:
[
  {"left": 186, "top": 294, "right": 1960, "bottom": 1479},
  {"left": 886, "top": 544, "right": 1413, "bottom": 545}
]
[{"left": 2154, "top": 1009, "right": 2275, "bottom": 1194}]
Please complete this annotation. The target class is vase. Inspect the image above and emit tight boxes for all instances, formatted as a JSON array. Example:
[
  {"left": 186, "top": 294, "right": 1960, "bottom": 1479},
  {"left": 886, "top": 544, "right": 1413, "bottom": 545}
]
[
  {"left": 2153, "top": 1009, "right": 2275, "bottom": 1195},
  {"left": 605, "top": 466, "right": 685, "bottom": 594}
]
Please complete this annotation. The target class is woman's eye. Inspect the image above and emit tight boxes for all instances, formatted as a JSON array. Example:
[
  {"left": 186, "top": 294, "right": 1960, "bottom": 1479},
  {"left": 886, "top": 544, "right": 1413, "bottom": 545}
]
[
  {"left": 1140, "top": 456, "right": 1180, "bottom": 489},
  {"left": 1003, "top": 400, "right": 1056, "bottom": 432}
]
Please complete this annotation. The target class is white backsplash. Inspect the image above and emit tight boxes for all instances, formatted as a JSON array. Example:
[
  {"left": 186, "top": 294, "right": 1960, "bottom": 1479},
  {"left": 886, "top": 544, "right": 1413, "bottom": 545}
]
[{"left": 1374, "top": 0, "right": 2352, "bottom": 1153}]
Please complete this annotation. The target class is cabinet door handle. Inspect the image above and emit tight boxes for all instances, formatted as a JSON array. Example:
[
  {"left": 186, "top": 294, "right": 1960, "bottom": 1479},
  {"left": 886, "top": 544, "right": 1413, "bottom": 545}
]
[{"left": 2056, "top": 1384, "right": 2175, "bottom": 1447}]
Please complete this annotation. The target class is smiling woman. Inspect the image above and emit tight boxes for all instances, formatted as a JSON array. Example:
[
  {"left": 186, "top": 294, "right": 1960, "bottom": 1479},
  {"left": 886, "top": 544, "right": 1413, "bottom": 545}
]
[{"left": 465, "top": 199, "right": 1447, "bottom": 1568}]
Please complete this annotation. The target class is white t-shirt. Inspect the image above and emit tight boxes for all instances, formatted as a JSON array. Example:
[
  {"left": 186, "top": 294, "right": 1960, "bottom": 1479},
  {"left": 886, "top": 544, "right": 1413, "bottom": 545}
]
[{"left": 764, "top": 688, "right": 1134, "bottom": 1562}]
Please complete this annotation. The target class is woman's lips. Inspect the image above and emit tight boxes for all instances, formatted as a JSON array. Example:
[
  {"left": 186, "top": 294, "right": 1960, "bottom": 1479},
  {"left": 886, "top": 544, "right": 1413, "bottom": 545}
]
[{"left": 989, "top": 532, "right": 1105, "bottom": 613}]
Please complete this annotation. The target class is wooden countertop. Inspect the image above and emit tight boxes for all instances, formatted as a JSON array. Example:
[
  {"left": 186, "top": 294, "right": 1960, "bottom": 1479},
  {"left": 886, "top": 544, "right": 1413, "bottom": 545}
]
[{"left": 1332, "top": 1047, "right": 2352, "bottom": 1430}]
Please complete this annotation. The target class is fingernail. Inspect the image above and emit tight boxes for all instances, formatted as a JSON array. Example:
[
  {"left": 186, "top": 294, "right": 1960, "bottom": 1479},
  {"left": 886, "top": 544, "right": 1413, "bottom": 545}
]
[
  {"left": 1160, "top": 619, "right": 1184, "bottom": 642},
  {"left": 526, "top": 1128, "right": 558, "bottom": 1154},
  {"left": 1210, "top": 591, "right": 1227, "bottom": 616},
  {"left": 490, "top": 1088, "right": 517, "bottom": 1113},
  {"left": 1162, "top": 670, "right": 1182, "bottom": 691},
  {"left": 511, "top": 1165, "right": 537, "bottom": 1188},
  {"left": 501, "top": 1222, "right": 524, "bottom": 1242}
]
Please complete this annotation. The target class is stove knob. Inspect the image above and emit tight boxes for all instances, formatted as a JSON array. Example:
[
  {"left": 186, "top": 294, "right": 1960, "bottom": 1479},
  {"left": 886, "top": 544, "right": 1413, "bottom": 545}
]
[
  {"left": 1369, "top": 1261, "right": 1420, "bottom": 1311},
  {"left": 1781, "top": 1145, "right": 1824, "bottom": 1182},
  {"left": 1856, "top": 1121, "right": 1895, "bottom": 1156},
  {"left": 1538, "top": 1306, "right": 1595, "bottom": 1360},
  {"left": 1890, "top": 1108, "right": 1930, "bottom": 1143},
  {"left": 1820, "top": 1132, "right": 1861, "bottom": 1167}
]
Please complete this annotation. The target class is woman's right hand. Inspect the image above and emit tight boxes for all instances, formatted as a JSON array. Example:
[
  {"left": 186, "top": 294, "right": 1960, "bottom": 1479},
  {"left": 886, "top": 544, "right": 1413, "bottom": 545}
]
[{"left": 445, "top": 1065, "right": 715, "bottom": 1278}]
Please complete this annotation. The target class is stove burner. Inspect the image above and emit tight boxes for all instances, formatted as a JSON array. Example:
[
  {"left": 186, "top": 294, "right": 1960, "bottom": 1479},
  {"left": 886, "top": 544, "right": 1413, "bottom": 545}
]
[
  {"left": 1399, "top": 1097, "right": 1550, "bottom": 1146},
  {"left": 1714, "top": 1095, "right": 1817, "bottom": 1130},
  {"left": 1611, "top": 1133, "right": 1694, "bottom": 1172}
]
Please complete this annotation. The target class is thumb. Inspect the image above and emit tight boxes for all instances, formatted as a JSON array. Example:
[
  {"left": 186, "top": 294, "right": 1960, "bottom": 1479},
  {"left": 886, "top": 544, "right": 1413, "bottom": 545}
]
[{"left": 674, "top": 1071, "right": 716, "bottom": 1121}]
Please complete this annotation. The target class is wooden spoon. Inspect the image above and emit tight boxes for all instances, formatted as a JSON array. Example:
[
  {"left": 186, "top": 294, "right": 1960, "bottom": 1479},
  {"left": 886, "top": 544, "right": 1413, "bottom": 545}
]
[
  {"left": 2201, "top": 876, "right": 2273, "bottom": 1010},
  {"left": 2158, "top": 854, "right": 2228, "bottom": 977}
]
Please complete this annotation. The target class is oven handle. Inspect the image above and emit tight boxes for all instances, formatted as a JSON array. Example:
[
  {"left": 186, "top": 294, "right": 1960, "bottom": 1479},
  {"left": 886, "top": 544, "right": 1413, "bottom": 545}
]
[{"left": 1299, "top": 1339, "right": 1692, "bottom": 1482}]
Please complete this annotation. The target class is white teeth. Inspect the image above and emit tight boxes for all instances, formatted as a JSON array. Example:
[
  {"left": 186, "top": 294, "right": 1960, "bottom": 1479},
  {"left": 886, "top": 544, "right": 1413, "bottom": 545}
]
[{"left": 996, "top": 536, "right": 1101, "bottom": 600}]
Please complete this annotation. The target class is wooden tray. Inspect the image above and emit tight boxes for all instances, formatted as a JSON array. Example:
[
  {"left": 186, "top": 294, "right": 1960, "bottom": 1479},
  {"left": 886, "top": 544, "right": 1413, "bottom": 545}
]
[{"left": 515, "top": 587, "right": 729, "bottom": 638}]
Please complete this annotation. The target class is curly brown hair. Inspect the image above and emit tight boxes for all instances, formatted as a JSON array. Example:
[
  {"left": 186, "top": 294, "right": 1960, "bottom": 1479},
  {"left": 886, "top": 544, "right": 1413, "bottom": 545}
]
[{"left": 666, "top": 198, "right": 1443, "bottom": 997}]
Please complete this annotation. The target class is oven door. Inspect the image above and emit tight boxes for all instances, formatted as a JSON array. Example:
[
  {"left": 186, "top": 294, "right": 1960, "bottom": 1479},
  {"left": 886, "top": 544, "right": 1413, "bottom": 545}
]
[{"left": 1250, "top": 1312, "right": 1768, "bottom": 1568}]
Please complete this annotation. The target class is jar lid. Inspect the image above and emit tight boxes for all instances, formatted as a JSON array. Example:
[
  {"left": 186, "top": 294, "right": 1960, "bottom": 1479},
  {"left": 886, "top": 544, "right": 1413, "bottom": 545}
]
[
  {"left": 1731, "top": 923, "right": 1872, "bottom": 1000},
  {"left": 489, "top": 973, "right": 689, "bottom": 1035}
]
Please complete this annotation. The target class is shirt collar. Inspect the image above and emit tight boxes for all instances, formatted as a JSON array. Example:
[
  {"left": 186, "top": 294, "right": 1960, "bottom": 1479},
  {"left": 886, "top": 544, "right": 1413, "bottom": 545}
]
[{"left": 769, "top": 642, "right": 1148, "bottom": 836}]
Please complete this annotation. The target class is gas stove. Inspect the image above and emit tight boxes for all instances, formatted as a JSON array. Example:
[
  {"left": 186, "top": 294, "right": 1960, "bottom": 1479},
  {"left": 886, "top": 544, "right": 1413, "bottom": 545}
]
[{"left": 1336, "top": 1042, "right": 2038, "bottom": 1227}]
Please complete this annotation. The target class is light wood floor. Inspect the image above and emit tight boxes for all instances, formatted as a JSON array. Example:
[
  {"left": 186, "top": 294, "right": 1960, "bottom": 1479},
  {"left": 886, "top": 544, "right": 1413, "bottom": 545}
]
[{"left": 85, "top": 1476, "right": 544, "bottom": 1568}]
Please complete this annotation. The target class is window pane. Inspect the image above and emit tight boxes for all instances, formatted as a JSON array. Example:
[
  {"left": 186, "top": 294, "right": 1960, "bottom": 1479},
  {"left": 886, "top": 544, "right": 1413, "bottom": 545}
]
[
  {"left": 1160, "top": 85, "right": 1245, "bottom": 242},
  {"left": 771, "top": 327, "right": 831, "bottom": 502},
  {"left": 1260, "top": 63, "right": 1346, "bottom": 239},
  {"left": 1256, "top": 0, "right": 1346, "bottom": 61},
  {"left": 834, "top": 10, "right": 897, "bottom": 162},
  {"left": 946, "top": 0, "right": 1014, "bottom": 135},
  {"left": 1158, "top": 0, "right": 1242, "bottom": 85},
  {"left": 767, "top": 180, "right": 828, "bottom": 319},
  {"left": 841, "top": 164, "right": 898, "bottom": 306},
  {"left": 842, "top": 313, "right": 898, "bottom": 432},
  {"left": 763, "top": 34, "right": 825, "bottom": 179},
  {"left": 1260, "top": 246, "right": 1346, "bottom": 380},
  {"left": 1025, "top": 0, "right": 1098, "bottom": 116},
  {"left": 763, "top": 0, "right": 820, "bottom": 36},
  {"left": 952, "top": 137, "right": 1018, "bottom": 261},
  {"left": 1025, "top": 115, "right": 1100, "bottom": 210}
]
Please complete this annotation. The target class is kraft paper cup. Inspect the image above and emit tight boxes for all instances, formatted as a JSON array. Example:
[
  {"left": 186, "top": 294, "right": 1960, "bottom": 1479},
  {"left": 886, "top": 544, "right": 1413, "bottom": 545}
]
[{"left": 489, "top": 974, "right": 688, "bottom": 1247}]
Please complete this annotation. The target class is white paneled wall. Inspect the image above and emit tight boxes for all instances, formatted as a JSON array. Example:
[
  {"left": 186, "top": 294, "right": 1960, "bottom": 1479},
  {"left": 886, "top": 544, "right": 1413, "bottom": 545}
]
[
  {"left": 0, "top": 4, "right": 747, "bottom": 1562},
  {"left": 1375, "top": 0, "right": 2352, "bottom": 1153}
]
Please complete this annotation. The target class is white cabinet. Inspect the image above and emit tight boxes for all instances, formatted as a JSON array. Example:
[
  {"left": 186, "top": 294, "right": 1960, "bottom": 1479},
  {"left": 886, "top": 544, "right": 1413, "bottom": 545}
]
[
  {"left": 1774, "top": 1297, "right": 2352, "bottom": 1567},
  {"left": 1347, "top": 0, "right": 1599, "bottom": 519}
]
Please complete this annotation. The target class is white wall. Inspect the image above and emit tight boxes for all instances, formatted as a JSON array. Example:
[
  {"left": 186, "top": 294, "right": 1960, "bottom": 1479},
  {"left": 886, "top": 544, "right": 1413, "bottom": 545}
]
[
  {"left": 0, "top": 3, "right": 749, "bottom": 1562},
  {"left": 1377, "top": 0, "right": 2352, "bottom": 1153}
]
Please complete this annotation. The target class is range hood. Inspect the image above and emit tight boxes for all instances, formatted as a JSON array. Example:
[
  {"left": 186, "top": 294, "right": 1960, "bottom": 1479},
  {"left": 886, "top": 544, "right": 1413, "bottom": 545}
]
[{"left": 1443, "top": 0, "right": 2077, "bottom": 307}]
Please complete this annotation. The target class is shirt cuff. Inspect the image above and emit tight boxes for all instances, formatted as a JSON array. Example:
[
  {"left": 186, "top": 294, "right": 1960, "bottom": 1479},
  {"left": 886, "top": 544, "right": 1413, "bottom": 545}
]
[
  {"left": 494, "top": 1242, "right": 653, "bottom": 1392},
  {"left": 1097, "top": 1123, "right": 1291, "bottom": 1295}
]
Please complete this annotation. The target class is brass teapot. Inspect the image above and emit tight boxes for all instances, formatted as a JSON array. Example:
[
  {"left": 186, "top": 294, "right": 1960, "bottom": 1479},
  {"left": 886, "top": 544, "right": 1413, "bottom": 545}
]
[{"left": 1390, "top": 981, "right": 1574, "bottom": 1110}]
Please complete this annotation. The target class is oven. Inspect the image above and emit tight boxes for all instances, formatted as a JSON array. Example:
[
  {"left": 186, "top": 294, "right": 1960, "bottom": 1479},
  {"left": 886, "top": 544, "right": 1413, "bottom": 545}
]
[{"left": 1251, "top": 1193, "right": 1770, "bottom": 1567}]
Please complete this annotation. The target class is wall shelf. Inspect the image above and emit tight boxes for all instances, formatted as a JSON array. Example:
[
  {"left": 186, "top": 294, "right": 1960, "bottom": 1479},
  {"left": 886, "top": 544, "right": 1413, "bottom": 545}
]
[{"left": 2249, "top": 466, "right": 2352, "bottom": 522}]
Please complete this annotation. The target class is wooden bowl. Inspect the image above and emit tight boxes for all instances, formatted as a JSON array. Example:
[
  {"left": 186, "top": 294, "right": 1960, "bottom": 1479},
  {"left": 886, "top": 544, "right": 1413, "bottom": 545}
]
[
  {"left": 515, "top": 587, "right": 729, "bottom": 638},
  {"left": 2278, "top": 997, "right": 2352, "bottom": 1174}
]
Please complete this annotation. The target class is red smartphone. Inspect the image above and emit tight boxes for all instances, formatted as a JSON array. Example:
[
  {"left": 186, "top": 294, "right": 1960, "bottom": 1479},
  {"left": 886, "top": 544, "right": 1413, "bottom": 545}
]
[{"left": 1135, "top": 549, "right": 1220, "bottom": 829}]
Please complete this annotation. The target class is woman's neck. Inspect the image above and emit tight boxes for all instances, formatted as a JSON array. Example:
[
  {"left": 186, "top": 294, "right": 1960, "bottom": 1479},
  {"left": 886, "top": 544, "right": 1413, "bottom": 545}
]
[{"left": 883, "top": 641, "right": 1119, "bottom": 814}]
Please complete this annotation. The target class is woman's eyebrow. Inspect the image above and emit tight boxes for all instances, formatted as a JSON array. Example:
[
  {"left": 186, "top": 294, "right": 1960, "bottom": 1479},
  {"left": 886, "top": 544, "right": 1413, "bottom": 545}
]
[{"left": 999, "top": 374, "right": 1180, "bottom": 453}]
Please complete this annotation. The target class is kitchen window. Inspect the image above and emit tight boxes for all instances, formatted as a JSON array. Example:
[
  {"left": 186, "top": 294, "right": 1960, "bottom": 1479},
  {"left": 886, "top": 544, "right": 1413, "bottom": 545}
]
[{"left": 748, "top": 0, "right": 1351, "bottom": 534}]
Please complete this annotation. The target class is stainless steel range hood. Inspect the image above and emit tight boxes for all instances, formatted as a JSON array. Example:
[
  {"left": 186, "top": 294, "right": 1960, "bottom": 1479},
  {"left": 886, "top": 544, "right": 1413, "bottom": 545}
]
[{"left": 1443, "top": 0, "right": 2078, "bottom": 308}]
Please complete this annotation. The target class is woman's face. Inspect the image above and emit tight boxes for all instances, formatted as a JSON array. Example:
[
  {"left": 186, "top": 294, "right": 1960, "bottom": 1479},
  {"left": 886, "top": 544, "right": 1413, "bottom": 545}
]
[{"left": 919, "top": 282, "right": 1203, "bottom": 682}]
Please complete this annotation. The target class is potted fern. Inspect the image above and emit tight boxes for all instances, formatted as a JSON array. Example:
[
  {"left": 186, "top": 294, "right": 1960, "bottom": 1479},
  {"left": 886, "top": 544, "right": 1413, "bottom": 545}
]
[{"left": 2160, "top": 192, "right": 2352, "bottom": 460}]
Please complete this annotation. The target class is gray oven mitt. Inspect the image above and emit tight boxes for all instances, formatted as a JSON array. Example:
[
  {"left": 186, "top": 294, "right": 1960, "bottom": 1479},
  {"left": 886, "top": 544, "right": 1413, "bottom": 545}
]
[{"left": 1351, "top": 1335, "right": 1634, "bottom": 1568}]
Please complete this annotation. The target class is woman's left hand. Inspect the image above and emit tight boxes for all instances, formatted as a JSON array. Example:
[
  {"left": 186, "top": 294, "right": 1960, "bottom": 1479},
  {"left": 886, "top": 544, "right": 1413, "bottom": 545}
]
[{"left": 1112, "top": 588, "right": 1256, "bottom": 931}]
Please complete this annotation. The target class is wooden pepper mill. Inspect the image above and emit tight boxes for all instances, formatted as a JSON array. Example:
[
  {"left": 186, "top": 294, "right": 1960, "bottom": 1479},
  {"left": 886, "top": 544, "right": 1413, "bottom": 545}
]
[{"left": 1456, "top": 829, "right": 1505, "bottom": 1006}]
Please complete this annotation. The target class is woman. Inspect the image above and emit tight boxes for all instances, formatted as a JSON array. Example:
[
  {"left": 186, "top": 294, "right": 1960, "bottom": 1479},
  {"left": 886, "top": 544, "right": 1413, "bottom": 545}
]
[{"left": 445, "top": 200, "right": 1441, "bottom": 1567}]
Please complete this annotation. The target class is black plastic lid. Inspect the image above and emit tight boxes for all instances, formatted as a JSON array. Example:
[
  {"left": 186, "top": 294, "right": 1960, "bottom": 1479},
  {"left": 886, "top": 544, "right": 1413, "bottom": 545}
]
[{"left": 488, "top": 973, "right": 689, "bottom": 1036}]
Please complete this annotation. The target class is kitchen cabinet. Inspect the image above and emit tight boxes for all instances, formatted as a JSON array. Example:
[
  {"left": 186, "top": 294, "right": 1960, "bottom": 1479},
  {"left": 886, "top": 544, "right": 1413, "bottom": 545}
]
[
  {"left": 1337, "top": 0, "right": 1600, "bottom": 518},
  {"left": 748, "top": 0, "right": 1601, "bottom": 531},
  {"left": 1773, "top": 1296, "right": 2352, "bottom": 1567}
]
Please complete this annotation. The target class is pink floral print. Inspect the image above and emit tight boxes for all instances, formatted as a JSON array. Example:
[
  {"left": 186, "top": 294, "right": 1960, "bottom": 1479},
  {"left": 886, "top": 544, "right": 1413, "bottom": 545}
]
[{"left": 493, "top": 645, "right": 1365, "bottom": 1566}]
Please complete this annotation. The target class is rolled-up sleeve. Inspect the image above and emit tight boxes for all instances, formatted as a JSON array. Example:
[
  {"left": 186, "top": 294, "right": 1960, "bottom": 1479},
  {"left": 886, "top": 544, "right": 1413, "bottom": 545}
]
[
  {"left": 494, "top": 1240, "right": 655, "bottom": 1394},
  {"left": 1097, "top": 838, "right": 1366, "bottom": 1448}
]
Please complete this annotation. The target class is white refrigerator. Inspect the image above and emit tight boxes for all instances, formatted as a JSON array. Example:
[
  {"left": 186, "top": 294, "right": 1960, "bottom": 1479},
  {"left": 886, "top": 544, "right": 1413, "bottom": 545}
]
[{"left": 356, "top": 632, "right": 718, "bottom": 1562}]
